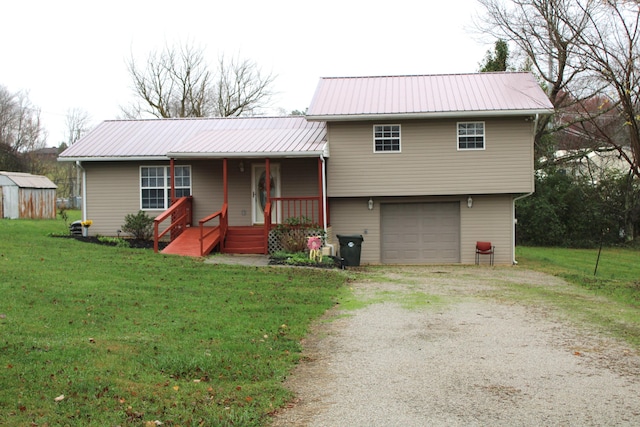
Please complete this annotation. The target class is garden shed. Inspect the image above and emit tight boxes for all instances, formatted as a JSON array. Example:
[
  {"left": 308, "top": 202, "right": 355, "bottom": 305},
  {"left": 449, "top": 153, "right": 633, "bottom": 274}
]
[{"left": 0, "top": 171, "right": 57, "bottom": 219}]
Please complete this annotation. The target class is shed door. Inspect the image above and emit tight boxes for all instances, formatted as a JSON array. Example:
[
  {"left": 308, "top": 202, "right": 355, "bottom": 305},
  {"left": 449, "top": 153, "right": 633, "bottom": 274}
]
[{"left": 381, "top": 202, "right": 460, "bottom": 264}]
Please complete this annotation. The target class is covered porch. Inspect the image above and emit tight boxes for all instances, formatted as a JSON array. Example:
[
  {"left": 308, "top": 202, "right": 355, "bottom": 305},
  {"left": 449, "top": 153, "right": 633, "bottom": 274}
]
[{"left": 154, "top": 155, "right": 329, "bottom": 257}]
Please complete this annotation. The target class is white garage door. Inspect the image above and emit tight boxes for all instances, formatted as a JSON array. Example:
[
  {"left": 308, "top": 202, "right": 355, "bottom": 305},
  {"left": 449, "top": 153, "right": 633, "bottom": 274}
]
[{"left": 381, "top": 202, "right": 460, "bottom": 264}]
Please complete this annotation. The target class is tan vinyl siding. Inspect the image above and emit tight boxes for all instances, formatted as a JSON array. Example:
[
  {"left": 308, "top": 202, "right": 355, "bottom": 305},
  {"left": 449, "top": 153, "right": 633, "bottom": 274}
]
[
  {"left": 84, "top": 162, "right": 144, "bottom": 236},
  {"left": 459, "top": 194, "right": 513, "bottom": 265},
  {"left": 328, "top": 198, "right": 380, "bottom": 264},
  {"left": 327, "top": 118, "right": 534, "bottom": 197},
  {"left": 329, "top": 194, "right": 514, "bottom": 265}
]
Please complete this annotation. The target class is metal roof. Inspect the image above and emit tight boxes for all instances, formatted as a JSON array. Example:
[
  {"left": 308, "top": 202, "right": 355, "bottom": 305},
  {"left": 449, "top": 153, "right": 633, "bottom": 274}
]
[
  {"left": 305, "top": 72, "right": 554, "bottom": 121},
  {"left": 0, "top": 171, "right": 57, "bottom": 188},
  {"left": 58, "top": 116, "right": 327, "bottom": 161}
]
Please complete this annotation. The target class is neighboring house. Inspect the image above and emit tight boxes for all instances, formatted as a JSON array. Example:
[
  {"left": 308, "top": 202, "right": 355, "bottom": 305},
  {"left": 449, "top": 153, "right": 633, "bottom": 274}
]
[
  {"left": 58, "top": 72, "right": 553, "bottom": 264},
  {"left": 0, "top": 171, "right": 57, "bottom": 219},
  {"left": 547, "top": 148, "right": 633, "bottom": 183}
]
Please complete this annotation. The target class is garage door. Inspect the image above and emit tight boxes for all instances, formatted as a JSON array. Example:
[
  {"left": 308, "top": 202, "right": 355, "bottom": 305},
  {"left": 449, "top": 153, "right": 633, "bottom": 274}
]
[{"left": 381, "top": 202, "right": 460, "bottom": 264}]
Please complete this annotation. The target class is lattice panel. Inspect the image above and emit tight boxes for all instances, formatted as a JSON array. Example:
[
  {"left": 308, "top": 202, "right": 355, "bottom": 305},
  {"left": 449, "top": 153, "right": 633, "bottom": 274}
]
[{"left": 268, "top": 229, "right": 326, "bottom": 254}]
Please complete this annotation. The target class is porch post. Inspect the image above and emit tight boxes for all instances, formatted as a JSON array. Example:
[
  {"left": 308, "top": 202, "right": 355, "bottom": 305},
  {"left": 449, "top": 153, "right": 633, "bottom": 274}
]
[
  {"left": 223, "top": 158, "right": 228, "bottom": 205},
  {"left": 169, "top": 158, "right": 176, "bottom": 204},
  {"left": 265, "top": 158, "right": 271, "bottom": 202}
]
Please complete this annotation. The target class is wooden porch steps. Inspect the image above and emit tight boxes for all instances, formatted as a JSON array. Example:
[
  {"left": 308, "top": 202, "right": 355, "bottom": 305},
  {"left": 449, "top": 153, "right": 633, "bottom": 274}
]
[
  {"left": 161, "top": 226, "right": 265, "bottom": 257},
  {"left": 224, "top": 226, "right": 266, "bottom": 254},
  {"left": 161, "top": 226, "right": 220, "bottom": 257}
]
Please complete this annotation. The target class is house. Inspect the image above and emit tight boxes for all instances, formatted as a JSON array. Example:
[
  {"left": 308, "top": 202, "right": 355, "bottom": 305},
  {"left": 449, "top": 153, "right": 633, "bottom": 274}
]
[
  {"left": 0, "top": 171, "right": 57, "bottom": 219},
  {"left": 546, "top": 148, "right": 633, "bottom": 184},
  {"left": 58, "top": 72, "right": 553, "bottom": 264}
]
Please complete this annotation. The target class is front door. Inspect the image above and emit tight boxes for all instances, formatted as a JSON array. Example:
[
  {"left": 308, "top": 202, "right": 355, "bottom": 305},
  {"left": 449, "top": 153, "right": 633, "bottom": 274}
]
[{"left": 252, "top": 163, "right": 280, "bottom": 224}]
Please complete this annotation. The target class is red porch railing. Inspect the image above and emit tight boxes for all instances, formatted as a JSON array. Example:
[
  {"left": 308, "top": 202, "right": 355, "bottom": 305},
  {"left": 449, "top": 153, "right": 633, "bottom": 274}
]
[
  {"left": 270, "top": 196, "right": 323, "bottom": 226},
  {"left": 199, "top": 203, "right": 228, "bottom": 256},
  {"left": 153, "top": 196, "right": 193, "bottom": 253}
]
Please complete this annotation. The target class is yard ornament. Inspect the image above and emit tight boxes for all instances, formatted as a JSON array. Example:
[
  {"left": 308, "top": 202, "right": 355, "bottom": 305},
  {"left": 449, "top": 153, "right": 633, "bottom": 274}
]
[{"left": 307, "top": 236, "right": 322, "bottom": 263}]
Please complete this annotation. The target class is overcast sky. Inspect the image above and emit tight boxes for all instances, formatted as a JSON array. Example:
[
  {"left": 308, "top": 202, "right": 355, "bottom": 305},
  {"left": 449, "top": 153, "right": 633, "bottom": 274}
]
[{"left": 1, "top": 0, "right": 489, "bottom": 147}]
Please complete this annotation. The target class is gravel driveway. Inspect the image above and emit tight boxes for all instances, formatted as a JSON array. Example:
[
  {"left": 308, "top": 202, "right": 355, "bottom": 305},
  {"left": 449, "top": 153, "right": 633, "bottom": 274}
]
[{"left": 270, "top": 266, "right": 640, "bottom": 426}]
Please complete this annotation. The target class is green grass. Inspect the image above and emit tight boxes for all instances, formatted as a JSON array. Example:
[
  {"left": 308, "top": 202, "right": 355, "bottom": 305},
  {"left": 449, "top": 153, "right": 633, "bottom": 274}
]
[
  {"left": 515, "top": 245, "right": 640, "bottom": 348},
  {"left": 0, "top": 213, "right": 347, "bottom": 426},
  {"left": 517, "top": 246, "right": 640, "bottom": 304}
]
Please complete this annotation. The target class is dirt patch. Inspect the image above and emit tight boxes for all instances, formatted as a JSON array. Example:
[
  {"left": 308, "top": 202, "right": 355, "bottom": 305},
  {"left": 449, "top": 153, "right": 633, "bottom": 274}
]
[{"left": 270, "top": 266, "right": 640, "bottom": 426}]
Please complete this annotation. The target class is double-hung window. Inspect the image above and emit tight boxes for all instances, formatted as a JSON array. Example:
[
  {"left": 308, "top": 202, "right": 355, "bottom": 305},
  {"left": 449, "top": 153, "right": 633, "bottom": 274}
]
[
  {"left": 374, "top": 125, "right": 401, "bottom": 152},
  {"left": 457, "top": 122, "right": 485, "bottom": 150},
  {"left": 140, "top": 165, "right": 191, "bottom": 210}
]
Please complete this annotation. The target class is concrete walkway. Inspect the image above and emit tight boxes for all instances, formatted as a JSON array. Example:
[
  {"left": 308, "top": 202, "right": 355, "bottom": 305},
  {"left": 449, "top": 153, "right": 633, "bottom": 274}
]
[{"left": 204, "top": 253, "right": 270, "bottom": 266}]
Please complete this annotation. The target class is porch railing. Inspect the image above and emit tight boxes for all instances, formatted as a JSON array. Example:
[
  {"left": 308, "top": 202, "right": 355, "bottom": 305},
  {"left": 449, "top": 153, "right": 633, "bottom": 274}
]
[
  {"left": 199, "top": 203, "right": 228, "bottom": 256},
  {"left": 153, "top": 196, "right": 193, "bottom": 253},
  {"left": 270, "top": 196, "right": 323, "bottom": 226}
]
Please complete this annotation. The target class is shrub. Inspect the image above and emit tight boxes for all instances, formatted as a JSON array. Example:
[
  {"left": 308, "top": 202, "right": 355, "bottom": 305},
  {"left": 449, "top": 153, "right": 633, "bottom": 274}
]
[
  {"left": 273, "top": 216, "right": 325, "bottom": 253},
  {"left": 122, "top": 211, "right": 154, "bottom": 240}
]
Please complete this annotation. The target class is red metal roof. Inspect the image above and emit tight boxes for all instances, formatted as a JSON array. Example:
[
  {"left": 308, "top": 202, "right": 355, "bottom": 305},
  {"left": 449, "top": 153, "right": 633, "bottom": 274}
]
[
  {"left": 306, "top": 72, "right": 554, "bottom": 120},
  {"left": 58, "top": 116, "right": 327, "bottom": 161}
]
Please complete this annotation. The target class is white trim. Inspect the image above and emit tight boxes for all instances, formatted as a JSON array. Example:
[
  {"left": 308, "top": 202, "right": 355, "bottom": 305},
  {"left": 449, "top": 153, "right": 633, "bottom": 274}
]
[
  {"left": 59, "top": 146, "right": 331, "bottom": 162},
  {"left": 373, "top": 124, "right": 402, "bottom": 153},
  {"left": 251, "top": 163, "right": 281, "bottom": 224},
  {"left": 139, "top": 165, "right": 191, "bottom": 211},
  {"left": 165, "top": 151, "right": 326, "bottom": 159},
  {"left": 305, "top": 109, "right": 554, "bottom": 122},
  {"left": 457, "top": 121, "right": 486, "bottom": 151},
  {"left": 59, "top": 156, "right": 169, "bottom": 162}
]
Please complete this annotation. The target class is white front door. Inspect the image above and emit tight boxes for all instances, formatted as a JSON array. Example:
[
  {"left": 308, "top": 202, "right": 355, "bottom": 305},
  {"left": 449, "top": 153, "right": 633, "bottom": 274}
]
[{"left": 252, "top": 163, "right": 280, "bottom": 224}]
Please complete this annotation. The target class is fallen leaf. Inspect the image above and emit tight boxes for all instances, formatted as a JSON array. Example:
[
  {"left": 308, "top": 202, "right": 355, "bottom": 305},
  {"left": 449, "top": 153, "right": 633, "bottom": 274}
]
[
  {"left": 54, "top": 394, "right": 65, "bottom": 402},
  {"left": 172, "top": 386, "right": 179, "bottom": 391}
]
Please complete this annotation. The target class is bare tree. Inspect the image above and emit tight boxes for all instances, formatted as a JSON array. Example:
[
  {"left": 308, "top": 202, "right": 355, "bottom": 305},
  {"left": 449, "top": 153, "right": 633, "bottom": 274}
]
[
  {"left": 213, "top": 54, "right": 276, "bottom": 117},
  {"left": 571, "top": 0, "right": 640, "bottom": 176},
  {"left": 476, "top": 0, "right": 640, "bottom": 177},
  {"left": 61, "top": 108, "right": 92, "bottom": 199},
  {"left": 0, "top": 85, "right": 45, "bottom": 172},
  {"left": 64, "top": 108, "right": 92, "bottom": 146},
  {"left": 122, "top": 43, "right": 275, "bottom": 119}
]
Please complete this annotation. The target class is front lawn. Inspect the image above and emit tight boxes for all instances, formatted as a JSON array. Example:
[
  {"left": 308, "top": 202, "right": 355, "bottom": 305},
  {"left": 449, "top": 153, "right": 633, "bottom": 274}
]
[{"left": 0, "top": 214, "right": 348, "bottom": 426}]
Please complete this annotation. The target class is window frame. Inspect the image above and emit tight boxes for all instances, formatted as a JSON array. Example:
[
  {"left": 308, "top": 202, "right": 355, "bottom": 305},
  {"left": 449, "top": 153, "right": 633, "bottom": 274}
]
[
  {"left": 457, "top": 121, "right": 486, "bottom": 151},
  {"left": 373, "top": 124, "right": 402, "bottom": 153},
  {"left": 139, "top": 165, "right": 191, "bottom": 210}
]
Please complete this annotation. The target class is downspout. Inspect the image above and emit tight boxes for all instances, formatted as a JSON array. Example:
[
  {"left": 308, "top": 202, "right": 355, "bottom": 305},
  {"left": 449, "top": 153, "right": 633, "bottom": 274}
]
[
  {"left": 513, "top": 114, "right": 540, "bottom": 264},
  {"left": 320, "top": 153, "right": 334, "bottom": 255},
  {"left": 76, "top": 161, "right": 87, "bottom": 223}
]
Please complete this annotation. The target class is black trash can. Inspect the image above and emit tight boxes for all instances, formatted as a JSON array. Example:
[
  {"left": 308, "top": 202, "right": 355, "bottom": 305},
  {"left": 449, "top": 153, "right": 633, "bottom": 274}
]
[{"left": 337, "top": 234, "right": 364, "bottom": 267}]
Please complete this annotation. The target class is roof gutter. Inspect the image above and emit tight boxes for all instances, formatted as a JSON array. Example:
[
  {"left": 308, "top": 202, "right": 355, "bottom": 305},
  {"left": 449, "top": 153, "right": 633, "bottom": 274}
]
[
  {"left": 165, "top": 150, "right": 328, "bottom": 159},
  {"left": 305, "top": 108, "right": 554, "bottom": 122},
  {"left": 59, "top": 156, "right": 170, "bottom": 162},
  {"left": 58, "top": 149, "right": 330, "bottom": 162}
]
